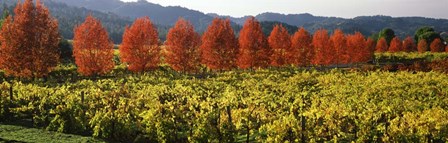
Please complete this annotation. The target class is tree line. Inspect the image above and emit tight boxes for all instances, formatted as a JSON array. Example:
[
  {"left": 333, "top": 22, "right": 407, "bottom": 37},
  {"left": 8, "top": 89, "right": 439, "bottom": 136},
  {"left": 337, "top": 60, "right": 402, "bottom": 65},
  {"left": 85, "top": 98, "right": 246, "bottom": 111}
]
[
  {"left": 0, "top": 0, "right": 447, "bottom": 79},
  {"left": 374, "top": 27, "right": 447, "bottom": 53}
]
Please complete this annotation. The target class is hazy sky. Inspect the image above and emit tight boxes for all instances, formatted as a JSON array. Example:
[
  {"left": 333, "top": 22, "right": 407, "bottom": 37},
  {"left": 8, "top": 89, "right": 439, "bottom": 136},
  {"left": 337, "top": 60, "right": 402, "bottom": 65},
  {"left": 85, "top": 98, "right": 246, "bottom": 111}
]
[{"left": 120, "top": 0, "right": 448, "bottom": 19}]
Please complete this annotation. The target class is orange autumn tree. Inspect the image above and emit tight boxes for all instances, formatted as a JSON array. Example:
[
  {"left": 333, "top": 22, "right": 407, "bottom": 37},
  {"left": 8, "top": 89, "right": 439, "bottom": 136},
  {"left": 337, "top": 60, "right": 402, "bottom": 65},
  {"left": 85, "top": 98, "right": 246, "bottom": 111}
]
[
  {"left": 237, "top": 17, "right": 271, "bottom": 69},
  {"left": 417, "top": 40, "right": 428, "bottom": 53},
  {"left": 330, "top": 29, "right": 347, "bottom": 65},
  {"left": 120, "top": 17, "right": 159, "bottom": 73},
  {"left": 375, "top": 38, "right": 388, "bottom": 52},
  {"left": 268, "top": 24, "right": 291, "bottom": 67},
  {"left": 388, "top": 37, "right": 403, "bottom": 53},
  {"left": 346, "top": 32, "right": 369, "bottom": 63},
  {"left": 359, "top": 34, "right": 372, "bottom": 63},
  {"left": 366, "top": 38, "right": 376, "bottom": 54},
  {"left": 200, "top": 18, "right": 238, "bottom": 71},
  {"left": 312, "top": 29, "right": 332, "bottom": 65},
  {"left": 430, "top": 39, "right": 445, "bottom": 53},
  {"left": 445, "top": 45, "right": 448, "bottom": 52},
  {"left": 291, "top": 27, "right": 313, "bottom": 66},
  {"left": 0, "top": 0, "right": 60, "bottom": 78},
  {"left": 165, "top": 18, "right": 201, "bottom": 73},
  {"left": 73, "top": 15, "right": 114, "bottom": 76},
  {"left": 402, "top": 36, "right": 416, "bottom": 52},
  {"left": 366, "top": 38, "right": 376, "bottom": 61}
]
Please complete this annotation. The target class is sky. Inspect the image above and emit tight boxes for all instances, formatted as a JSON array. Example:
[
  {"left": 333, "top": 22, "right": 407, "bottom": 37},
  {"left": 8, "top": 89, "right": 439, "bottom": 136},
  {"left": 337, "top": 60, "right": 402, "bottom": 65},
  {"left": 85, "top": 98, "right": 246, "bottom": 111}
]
[{"left": 120, "top": 0, "right": 448, "bottom": 19}]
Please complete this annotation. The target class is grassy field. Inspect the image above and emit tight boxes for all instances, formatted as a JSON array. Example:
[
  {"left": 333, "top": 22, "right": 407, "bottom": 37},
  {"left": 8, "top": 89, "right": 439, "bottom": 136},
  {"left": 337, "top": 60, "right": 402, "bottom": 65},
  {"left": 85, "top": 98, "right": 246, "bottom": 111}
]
[{"left": 0, "top": 124, "right": 105, "bottom": 143}]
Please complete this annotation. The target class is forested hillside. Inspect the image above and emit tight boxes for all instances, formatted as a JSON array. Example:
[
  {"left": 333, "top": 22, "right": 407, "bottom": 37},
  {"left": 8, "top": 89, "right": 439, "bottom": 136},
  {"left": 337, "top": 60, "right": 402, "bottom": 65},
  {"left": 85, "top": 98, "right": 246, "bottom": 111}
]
[
  {"left": 2, "top": 0, "right": 447, "bottom": 43},
  {"left": 0, "top": 0, "right": 170, "bottom": 43},
  {"left": 233, "top": 13, "right": 448, "bottom": 38},
  {"left": 50, "top": 0, "right": 448, "bottom": 39},
  {"left": 52, "top": 0, "right": 222, "bottom": 32}
]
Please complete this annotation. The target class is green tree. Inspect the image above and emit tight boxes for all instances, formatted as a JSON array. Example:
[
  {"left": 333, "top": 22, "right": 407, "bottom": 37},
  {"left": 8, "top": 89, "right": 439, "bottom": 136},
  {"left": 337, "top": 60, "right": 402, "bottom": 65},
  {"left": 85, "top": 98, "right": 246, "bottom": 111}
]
[
  {"left": 441, "top": 32, "right": 448, "bottom": 42},
  {"left": 369, "top": 32, "right": 379, "bottom": 42},
  {"left": 59, "top": 39, "right": 73, "bottom": 63},
  {"left": 378, "top": 28, "right": 395, "bottom": 45},
  {"left": 414, "top": 27, "right": 441, "bottom": 44}
]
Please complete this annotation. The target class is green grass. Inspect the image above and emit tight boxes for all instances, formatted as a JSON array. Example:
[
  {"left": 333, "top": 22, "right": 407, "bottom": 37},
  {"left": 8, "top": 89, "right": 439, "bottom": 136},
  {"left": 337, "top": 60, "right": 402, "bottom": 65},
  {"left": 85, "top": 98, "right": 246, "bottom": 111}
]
[{"left": 0, "top": 124, "right": 105, "bottom": 143}]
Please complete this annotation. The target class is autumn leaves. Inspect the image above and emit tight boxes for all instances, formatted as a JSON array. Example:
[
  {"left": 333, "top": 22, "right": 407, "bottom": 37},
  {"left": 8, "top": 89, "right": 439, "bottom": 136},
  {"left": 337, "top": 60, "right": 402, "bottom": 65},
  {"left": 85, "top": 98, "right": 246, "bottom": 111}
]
[
  {"left": 200, "top": 18, "right": 376, "bottom": 71},
  {"left": 73, "top": 16, "right": 115, "bottom": 76},
  {"left": 165, "top": 18, "right": 201, "bottom": 73},
  {"left": 200, "top": 19, "right": 238, "bottom": 71},
  {"left": 0, "top": 0, "right": 381, "bottom": 78},
  {"left": 98, "top": 16, "right": 375, "bottom": 74},
  {"left": 0, "top": 0, "right": 59, "bottom": 78},
  {"left": 375, "top": 36, "right": 446, "bottom": 54},
  {"left": 120, "top": 17, "right": 160, "bottom": 73}
]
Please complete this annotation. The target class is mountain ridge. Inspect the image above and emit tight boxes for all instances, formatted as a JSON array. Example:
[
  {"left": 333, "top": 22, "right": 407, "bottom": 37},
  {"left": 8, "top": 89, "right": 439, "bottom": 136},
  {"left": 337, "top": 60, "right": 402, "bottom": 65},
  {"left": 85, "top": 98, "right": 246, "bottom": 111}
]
[
  {"left": 51, "top": 0, "right": 218, "bottom": 32},
  {"left": 1, "top": 0, "right": 447, "bottom": 43},
  {"left": 50, "top": 0, "right": 448, "bottom": 38}
]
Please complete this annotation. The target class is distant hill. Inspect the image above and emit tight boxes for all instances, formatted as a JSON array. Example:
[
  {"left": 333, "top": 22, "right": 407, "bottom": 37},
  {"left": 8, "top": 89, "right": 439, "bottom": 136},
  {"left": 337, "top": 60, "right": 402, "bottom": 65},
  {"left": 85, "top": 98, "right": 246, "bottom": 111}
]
[
  {"left": 259, "top": 21, "right": 298, "bottom": 36},
  {"left": 217, "top": 12, "right": 448, "bottom": 38},
  {"left": 50, "top": 0, "right": 448, "bottom": 39},
  {"left": 52, "top": 0, "right": 217, "bottom": 32},
  {"left": 256, "top": 12, "right": 342, "bottom": 27},
  {"left": 0, "top": 0, "right": 170, "bottom": 43},
  {"left": 2, "top": 0, "right": 448, "bottom": 43},
  {"left": 207, "top": 13, "right": 251, "bottom": 26}
]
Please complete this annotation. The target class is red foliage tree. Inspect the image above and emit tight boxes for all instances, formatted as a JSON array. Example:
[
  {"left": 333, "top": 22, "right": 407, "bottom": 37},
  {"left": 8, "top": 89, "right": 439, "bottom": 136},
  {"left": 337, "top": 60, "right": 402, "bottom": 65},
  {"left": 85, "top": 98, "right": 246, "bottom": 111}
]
[
  {"left": 0, "top": 0, "right": 60, "bottom": 78},
  {"left": 346, "top": 32, "right": 369, "bottom": 63},
  {"left": 237, "top": 17, "right": 271, "bottom": 69},
  {"left": 200, "top": 18, "right": 238, "bottom": 71},
  {"left": 312, "top": 29, "right": 332, "bottom": 65},
  {"left": 73, "top": 15, "right": 114, "bottom": 76},
  {"left": 290, "top": 27, "right": 313, "bottom": 66},
  {"left": 388, "top": 37, "right": 403, "bottom": 53},
  {"left": 268, "top": 24, "right": 291, "bottom": 67},
  {"left": 366, "top": 38, "right": 376, "bottom": 61},
  {"left": 120, "top": 17, "right": 159, "bottom": 73},
  {"left": 430, "top": 39, "right": 444, "bottom": 53},
  {"left": 366, "top": 38, "right": 376, "bottom": 53},
  {"left": 375, "top": 38, "right": 388, "bottom": 52},
  {"left": 417, "top": 40, "right": 428, "bottom": 53},
  {"left": 402, "top": 36, "right": 416, "bottom": 52},
  {"left": 446, "top": 45, "right": 448, "bottom": 52},
  {"left": 329, "top": 29, "right": 347, "bottom": 65},
  {"left": 165, "top": 18, "right": 201, "bottom": 73}
]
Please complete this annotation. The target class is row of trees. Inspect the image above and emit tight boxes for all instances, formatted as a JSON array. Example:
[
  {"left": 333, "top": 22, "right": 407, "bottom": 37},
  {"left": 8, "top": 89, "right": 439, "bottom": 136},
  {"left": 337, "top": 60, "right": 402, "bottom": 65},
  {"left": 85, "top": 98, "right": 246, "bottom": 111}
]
[
  {"left": 0, "top": 0, "right": 446, "bottom": 78},
  {"left": 375, "top": 36, "right": 447, "bottom": 53},
  {"left": 374, "top": 27, "right": 448, "bottom": 53}
]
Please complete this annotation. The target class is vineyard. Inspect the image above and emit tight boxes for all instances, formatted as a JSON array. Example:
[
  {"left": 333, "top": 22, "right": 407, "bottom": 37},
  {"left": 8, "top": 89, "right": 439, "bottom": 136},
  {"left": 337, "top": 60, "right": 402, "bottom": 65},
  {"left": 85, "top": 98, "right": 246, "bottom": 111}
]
[
  {"left": 1, "top": 58, "right": 448, "bottom": 142},
  {"left": 1, "top": 0, "right": 448, "bottom": 142}
]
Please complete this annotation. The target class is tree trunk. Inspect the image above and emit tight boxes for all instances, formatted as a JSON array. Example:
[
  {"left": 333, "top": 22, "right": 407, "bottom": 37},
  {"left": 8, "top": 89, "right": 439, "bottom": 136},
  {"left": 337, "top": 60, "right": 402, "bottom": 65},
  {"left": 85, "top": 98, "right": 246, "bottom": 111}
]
[
  {"left": 9, "top": 84, "right": 13, "bottom": 102},
  {"left": 246, "top": 113, "right": 251, "bottom": 143},
  {"left": 226, "top": 106, "right": 235, "bottom": 142}
]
